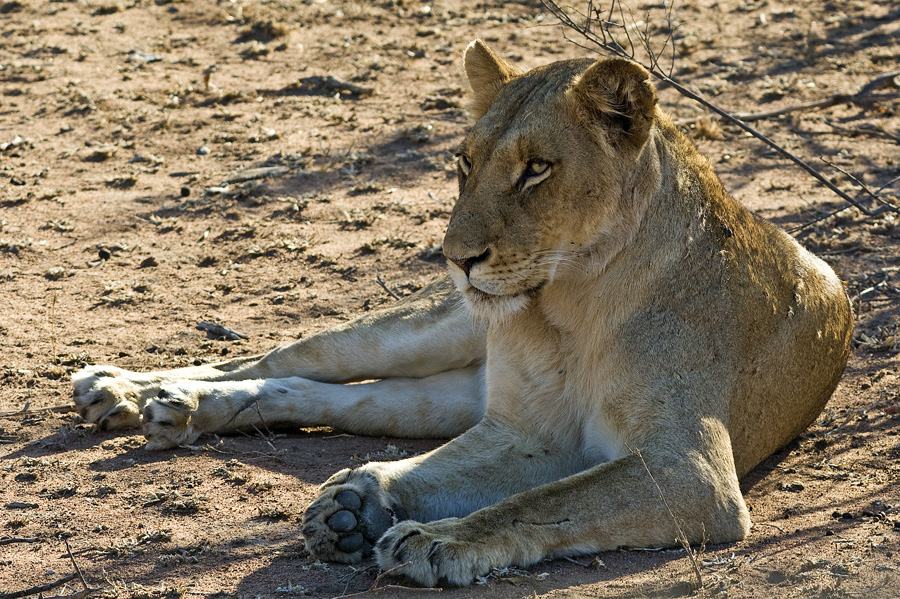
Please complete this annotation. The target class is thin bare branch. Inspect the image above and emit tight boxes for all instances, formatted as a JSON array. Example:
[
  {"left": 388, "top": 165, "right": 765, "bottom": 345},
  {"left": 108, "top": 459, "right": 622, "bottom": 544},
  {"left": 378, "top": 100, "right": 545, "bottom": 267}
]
[
  {"left": 875, "top": 174, "right": 900, "bottom": 196},
  {"left": 0, "top": 404, "right": 75, "bottom": 418},
  {"left": 0, "top": 537, "right": 41, "bottom": 546},
  {"left": 0, "top": 574, "right": 77, "bottom": 599},
  {"left": 376, "top": 274, "right": 401, "bottom": 301},
  {"left": 540, "top": 0, "right": 900, "bottom": 221},
  {"left": 820, "top": 158, "right": 898, "bottom": 210},
  {"left": 64, "top": 538, "right": 90, "bottom": 591},
  {"left": 824, "top": 121, "right": 900, "bottom": 145},
  {"left": 674, "top": 89, "right": 900, "bottom": 125},
  {"left": 628, "top": 446, "right": 703, "bottom": 590},
  {"left": 197, "top": 321, "right": 248, "bottom": 340},
  {"left": 331, "top": 562, "right": 442, "bottom": 599}
]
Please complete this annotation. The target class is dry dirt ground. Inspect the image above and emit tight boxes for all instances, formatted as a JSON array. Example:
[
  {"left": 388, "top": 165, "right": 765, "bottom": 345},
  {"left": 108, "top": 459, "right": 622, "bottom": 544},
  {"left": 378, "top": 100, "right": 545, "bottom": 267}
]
[{"left": 1, "top": 0, "right": 899, "bottom": 597}]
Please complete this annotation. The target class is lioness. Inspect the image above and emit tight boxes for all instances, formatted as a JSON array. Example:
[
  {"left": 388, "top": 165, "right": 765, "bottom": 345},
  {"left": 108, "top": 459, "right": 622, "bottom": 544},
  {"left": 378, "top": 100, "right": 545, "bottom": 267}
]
[{"left": 72, "top": 41, "right": 853, "bottom": 587}]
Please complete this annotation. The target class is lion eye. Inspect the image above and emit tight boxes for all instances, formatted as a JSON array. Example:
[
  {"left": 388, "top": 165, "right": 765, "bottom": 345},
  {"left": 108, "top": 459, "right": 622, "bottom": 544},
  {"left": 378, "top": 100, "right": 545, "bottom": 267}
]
[
  {"left": 458, "top": 154, "right": 472, "bottom": 176},
  {"left": 527, "top": 161, "right": 549, "bottom": 176},
  {"left": 521, "top": 160, "right": 551, "bottom": 189}
]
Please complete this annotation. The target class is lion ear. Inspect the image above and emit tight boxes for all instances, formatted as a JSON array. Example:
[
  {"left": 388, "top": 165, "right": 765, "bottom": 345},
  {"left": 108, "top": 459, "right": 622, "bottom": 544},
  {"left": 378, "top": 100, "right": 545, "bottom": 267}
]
[
  {"left": 569, "top": 58, "right": 658, "bottom": 148},
  {"left": 463, "top": 40, "right": 523, "bottom": 119}
]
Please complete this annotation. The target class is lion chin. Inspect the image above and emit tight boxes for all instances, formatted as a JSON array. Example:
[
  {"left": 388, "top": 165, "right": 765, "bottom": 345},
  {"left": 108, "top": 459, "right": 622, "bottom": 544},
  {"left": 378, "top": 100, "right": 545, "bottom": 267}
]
[
  {"left": 465, "top": 287, "right": 530, "bottom": 323},
  {"left": 449, "top": 270, "right": 539, "bottom": 323}
]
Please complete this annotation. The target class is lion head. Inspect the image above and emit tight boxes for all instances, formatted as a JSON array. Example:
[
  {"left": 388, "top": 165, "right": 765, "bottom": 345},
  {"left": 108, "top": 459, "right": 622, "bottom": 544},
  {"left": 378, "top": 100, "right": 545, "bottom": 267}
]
[{"left": 443, "top": 40, "right": 661, "bottom": 320}]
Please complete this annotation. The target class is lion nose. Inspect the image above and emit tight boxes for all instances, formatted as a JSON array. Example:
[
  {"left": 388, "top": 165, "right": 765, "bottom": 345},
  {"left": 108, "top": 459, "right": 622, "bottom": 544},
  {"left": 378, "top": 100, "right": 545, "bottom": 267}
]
[{"left": 446, "top": 248, "right": 491, "bottom": 277}]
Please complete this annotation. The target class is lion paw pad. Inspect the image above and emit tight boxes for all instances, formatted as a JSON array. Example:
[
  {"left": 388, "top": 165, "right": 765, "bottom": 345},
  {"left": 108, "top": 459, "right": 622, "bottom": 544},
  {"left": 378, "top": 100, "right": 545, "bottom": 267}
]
[{"left": 302, "top": 475, "right": 402, "bottom": 563}]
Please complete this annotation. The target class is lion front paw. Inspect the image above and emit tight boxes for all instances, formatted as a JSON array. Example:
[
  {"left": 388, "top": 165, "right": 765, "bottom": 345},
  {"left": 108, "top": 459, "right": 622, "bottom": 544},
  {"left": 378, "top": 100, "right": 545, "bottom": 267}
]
[
  {"left": 376, "top": 519, "right": 487, "bottom": 587},
  {"left": 302, "top": 469, "right": 404, "bottom": 564},
  {"left": 141, "top": 384, "right": 202, "bottom": 450},
  {"left": 72, "top": 366, "right": 142, "bottom": 430}
]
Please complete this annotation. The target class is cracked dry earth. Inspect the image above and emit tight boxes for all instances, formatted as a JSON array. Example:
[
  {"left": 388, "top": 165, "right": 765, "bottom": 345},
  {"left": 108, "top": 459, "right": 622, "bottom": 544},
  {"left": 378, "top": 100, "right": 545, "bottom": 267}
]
[{"left": 1, "top": 0, "right": 899, "bottom": 598}]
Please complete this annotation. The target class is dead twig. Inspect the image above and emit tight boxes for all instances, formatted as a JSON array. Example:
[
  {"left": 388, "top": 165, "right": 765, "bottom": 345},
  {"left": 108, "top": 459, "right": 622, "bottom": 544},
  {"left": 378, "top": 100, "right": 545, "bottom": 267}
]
[
  {"left": 820, "top": 158, "right": 897, "bottom": 210},
  {"left": 197, "top": 321, "right": 248, "bottom": 340},
  {"left": 0, "top": 404, "right": 75, "bottom": 418},
  {"left": 296, "top": 75, "right": 375, "bottom": 98},
  {"left": 823, "top": 121, "right": 900, "bottom": 145},
  {"left": 541, "top": 0, "right": 899, "bottom": 223},
  {"left": 674, "top": 72, "right": 900, "bottom": 125},
  {"left": 338, "top": 565, "right": 380, "bottom": 598},
  {"left": 41, "top": 589, "right": 99, "bottom": 599},
  {"left": 628, "top": 446, "right": 703, "bottom": 590},
  {"left": 64, "top": 538, "right": 90, "bottom": 591},
  {"left": 230, "top": 399, "right": 279, "bottom": 451},
  {"left": 789, "top": 162, "right": 900, "bottom": 235},
  {"left": 376, "top": 274, "right": 401, "bottom": 301},
  {"left": 332, "top": 562, "right": 442, "bottom": 599},
  {"left": 0, "top": 537, "right": 40, "bottom": 546},
  {"left": 0, "top": 573, "right": 77, "bottom": 599},
  {"left": 823, "top": 401, "right": 885, "bottom": 434}
]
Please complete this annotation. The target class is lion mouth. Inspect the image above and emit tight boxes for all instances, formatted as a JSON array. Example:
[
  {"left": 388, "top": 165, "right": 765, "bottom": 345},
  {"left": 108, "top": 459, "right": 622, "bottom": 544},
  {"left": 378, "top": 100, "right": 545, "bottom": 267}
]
[{"left": 469, "top": 281, "right": 546, "bottom": 302}]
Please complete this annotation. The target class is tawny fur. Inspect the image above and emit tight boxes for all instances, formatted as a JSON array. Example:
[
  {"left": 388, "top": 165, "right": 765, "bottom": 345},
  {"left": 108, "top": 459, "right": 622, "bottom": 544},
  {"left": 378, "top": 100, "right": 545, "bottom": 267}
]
[{"left": 72, "top": 40, "right": 852, "bottom": 587}]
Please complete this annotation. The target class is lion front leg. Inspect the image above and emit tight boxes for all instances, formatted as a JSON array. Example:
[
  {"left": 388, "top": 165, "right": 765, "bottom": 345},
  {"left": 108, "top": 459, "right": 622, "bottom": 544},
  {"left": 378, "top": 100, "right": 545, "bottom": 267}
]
[
  {"left": 302, "top": 418, "right": 588, "bottom": 565},
  {"left": 374, "top": 429, "right": 750, "bottom": 587}
]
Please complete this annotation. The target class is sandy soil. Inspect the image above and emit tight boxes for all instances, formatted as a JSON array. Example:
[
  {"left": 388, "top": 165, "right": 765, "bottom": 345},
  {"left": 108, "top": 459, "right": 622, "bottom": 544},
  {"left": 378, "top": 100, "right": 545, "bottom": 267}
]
[{"left": 1, "top": 0, "right": 899, "bottom": 597}]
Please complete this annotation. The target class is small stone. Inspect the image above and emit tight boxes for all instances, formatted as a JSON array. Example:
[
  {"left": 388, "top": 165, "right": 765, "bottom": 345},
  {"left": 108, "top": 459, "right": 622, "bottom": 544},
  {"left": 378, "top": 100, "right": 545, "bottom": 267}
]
[
  {"left": 139, "top": 256, "right": 158, "bottom": 268},
  {"left": 197, "top": 145, "right": 211, "bottom": 156},
  {"left": 44, "top": 267, "right": 67, "bottom": 280},
  {"left": 335, "top": 490, "right": 361, "bottom": 511},
  {"left": 180, "top": 187, "right": 190, "bottom": 197},
  {"left": 130, "top": 153, "right": 164, "bottom": 165},
  {"left": 767, "top": 570, "right": 787, "bottom": 584},
  {"left": 98, "top": 248, "right": 111, "bottom": 260},
  {"left": 85, "top": 144, "right": 118, "bottom": 162},
  {"left": 327, "top": 510, "right": 357, "bottom": 533},
  {"left": 129, "top": 51, "right": 162, "bottom": 63},
  {"left": 779, "top": 481, "right": 804, "bottom": 492},
  {"left": 337, "top": 533, "right": 364, "bottom": 553}
]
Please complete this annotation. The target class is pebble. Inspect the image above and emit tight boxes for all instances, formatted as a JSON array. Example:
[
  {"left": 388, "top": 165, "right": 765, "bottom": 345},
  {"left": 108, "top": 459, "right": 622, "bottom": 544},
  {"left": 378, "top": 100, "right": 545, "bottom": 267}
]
[
  {"left": 85, "top": 144, "right": 118, "bottom": 162},
  {"left": 129, "top": 51, "right": 163, "bottom": 63},
  {"left": 197, "top": 145, "right": 211, "bottom": 156},
  {"left": 180, "top": 187, "right": 190, "bottom": 197}
]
